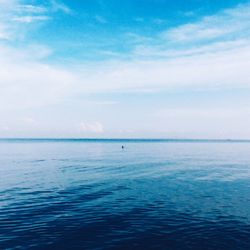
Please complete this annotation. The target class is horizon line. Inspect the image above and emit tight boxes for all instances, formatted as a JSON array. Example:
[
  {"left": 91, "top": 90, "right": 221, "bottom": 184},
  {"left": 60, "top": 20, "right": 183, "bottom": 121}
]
[{"left": 1, "top": 138, "right": 250, "bottom": 143}]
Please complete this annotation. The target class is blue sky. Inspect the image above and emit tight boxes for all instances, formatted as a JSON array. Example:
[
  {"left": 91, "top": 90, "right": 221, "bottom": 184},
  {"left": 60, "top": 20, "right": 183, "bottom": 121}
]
[{"left": 1, "top": 0, "right": 250, "bottom": 138}]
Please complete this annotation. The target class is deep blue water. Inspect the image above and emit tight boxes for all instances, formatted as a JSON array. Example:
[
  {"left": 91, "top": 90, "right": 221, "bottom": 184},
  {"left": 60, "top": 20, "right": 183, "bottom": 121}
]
[{"left": 0, "top": 140, "right": 250, "bottom": 249}]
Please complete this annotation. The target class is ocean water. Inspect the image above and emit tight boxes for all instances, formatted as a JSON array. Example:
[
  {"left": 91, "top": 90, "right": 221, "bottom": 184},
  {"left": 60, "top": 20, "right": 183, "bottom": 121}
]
[{"left": 0, "top": 139, "right": 250, "bottom": 250}]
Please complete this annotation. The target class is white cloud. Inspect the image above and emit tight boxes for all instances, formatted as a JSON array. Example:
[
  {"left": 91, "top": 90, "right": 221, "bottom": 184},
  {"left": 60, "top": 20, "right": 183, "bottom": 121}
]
[
  {"left": 1, "top": 1, "right": 250, "bottom": 97},
  {"left": 75, "top": 2, "right": 250, "bottom": 92},
  {"left": 134, "top": 39, "right": 249, "bottom": 58},
  {"left": 163, "top": 3, "right": 250, "bottom": 43},
  {"left": 77, "top": 41, "right": 250, "bottom": 92},
  {"left": 0, "top": 1, "right": 49, "bottom": 40},
  {"left": 0, "top": 42, "right": 78, "bottom": 110},
  {"left": 79, "top": 122, "right": 104, "bottom": 133},
  {"left": 165, "top": 23, "right": 229, "bottom": 42},
  {"left": 16, "top": 4, "right": 47, "bottom": 14},
  {"left": 1, "top": 1, "right": 250, "bottom": 138},
  {"left": 12, "top": 15, "right": 50, "bottom": 23},
  {"left": 0, "top": 0, "right": 72, "bottom": 41},
  {"left": 1, "top": 36, "right": 250, "bottom": 112},
  {"left": 50, "top": 0, "right": 72, "bottom": 14}
]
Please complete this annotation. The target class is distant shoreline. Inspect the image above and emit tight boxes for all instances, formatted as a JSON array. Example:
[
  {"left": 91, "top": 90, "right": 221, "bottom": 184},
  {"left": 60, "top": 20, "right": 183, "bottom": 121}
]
[{"left": 0, "top": 138, "right": 250, "bottom": 143}]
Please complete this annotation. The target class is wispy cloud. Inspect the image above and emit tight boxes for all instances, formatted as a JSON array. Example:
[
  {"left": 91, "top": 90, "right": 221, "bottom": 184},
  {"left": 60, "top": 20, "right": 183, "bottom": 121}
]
[
  {"left": 0, "top": 1, "right": 48, "bottom": 40},
  {"left": 1, "top": 1, "right": 250, "bottom": 138},
  {"left": 128, "top": 2, "right": 250, "bottom": 60},
  {"left": 14, "top": 3, "right": 48, "bottom": 14},
  {"left": 50, "top": 0, "right": 72, "bottom": 14},
  {"left": 163, "top": 3, "right": 250, "bottom": 43},
  {"left": 12, "top": 15, "right": 50, "bottom": 23},
  {"left": 0, "top": 0, "right": 72, "bottom": 40},
  {"left": 162, "top": 4, "right": 250, "bottom": 43}
]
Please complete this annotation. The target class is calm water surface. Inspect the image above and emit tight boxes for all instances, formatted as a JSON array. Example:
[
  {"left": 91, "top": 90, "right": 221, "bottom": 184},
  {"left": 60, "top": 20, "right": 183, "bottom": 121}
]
[{"left": 0, "top": 140, "right": 250, "bottom": 249}]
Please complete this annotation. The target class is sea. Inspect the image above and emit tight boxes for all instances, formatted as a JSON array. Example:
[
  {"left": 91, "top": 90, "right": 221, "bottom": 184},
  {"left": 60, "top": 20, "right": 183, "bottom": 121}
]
[{"left": 0, "top": 139, "right": 250, "bottom": 250}]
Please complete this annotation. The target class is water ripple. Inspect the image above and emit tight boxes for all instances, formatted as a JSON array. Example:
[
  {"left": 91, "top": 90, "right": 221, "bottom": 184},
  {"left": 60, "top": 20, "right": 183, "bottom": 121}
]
[{"left": 0, "top": 142, "right": 250, "bottom": 249}]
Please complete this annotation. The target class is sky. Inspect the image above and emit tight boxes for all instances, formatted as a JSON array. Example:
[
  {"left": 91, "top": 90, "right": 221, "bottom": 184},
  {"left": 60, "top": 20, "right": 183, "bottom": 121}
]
[{"left": 0, "top": 0, "right": 250, "bottom": 139}]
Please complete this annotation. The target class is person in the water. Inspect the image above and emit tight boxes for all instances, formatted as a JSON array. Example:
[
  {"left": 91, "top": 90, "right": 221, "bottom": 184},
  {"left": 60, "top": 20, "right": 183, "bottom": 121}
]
[{"left": 122, "top": 145, "right": 124, "bottom": 149}]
